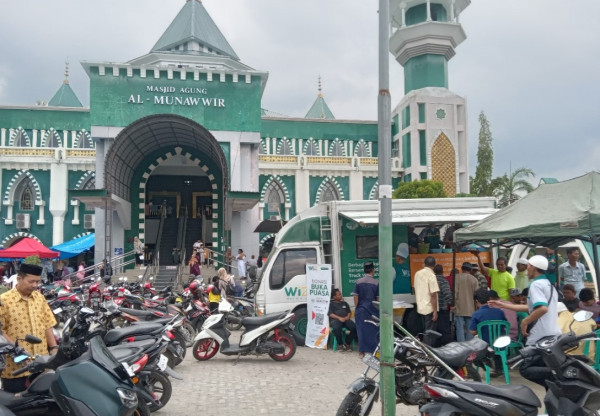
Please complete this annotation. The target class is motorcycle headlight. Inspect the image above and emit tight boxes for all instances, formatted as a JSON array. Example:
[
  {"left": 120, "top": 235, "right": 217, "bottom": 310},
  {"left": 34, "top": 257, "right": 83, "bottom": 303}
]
[{"left": 116, "top": 388, "right": 138, "bottom": 408}]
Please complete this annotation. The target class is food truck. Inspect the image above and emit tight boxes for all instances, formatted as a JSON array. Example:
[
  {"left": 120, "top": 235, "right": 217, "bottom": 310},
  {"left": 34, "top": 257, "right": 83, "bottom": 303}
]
[{"left": 255, "top": 198, "right": 498, "bottom": 344}]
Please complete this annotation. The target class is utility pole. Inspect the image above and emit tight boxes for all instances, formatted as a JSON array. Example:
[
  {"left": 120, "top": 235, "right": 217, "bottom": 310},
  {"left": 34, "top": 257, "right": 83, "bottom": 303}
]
[{"left": 377, "top": 0, "right": 395, "bottom": 414}]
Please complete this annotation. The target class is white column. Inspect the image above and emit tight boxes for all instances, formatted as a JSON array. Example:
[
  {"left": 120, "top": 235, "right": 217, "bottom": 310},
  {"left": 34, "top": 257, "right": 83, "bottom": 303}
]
[
  {"left": 36, "top": 202, "right": 45, "bottom": 225},
  {"left": 5, "top": 205, "right": 14, "bottom": 224},
  {"left": 349, "top": 170, "right": 363, "bottom": 200},
  {"left": 71, "top": 200, "right": 80, "bottom": 225},
  {"left": 49, "top": 163, "right": 68, "bottom": 244},
  {"left": 284, "top": 202, "right": 291, "bottom": 221},
  {"left": 426, "top": 0, "right": 432, "bottom": 21},
  {"left": 450, "top": 0, "right": 455, "bottom": 21},
  {"left": 294, "top": 169, "right": 310, "bottom": 213},
  {"left": 1, "top": 128, "right": 6, "bottom": 146},
  {"left": 401, "top": 4, "right": 406, "bottom": 27},
  {"left": 32, "top": 130, "right": 38, "bottom": 147}
]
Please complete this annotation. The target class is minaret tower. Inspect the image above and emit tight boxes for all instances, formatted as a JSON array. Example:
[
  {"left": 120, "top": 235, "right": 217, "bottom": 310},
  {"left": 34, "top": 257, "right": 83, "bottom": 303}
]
[{"left": 389, "top": 0, "right": 471, "bottom": 195}]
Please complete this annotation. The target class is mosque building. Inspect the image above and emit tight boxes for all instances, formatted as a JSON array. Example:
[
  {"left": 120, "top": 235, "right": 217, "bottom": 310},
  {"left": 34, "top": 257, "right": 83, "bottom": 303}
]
[{"left": 0, "top": 0, "right": 471, "bottom": 265}]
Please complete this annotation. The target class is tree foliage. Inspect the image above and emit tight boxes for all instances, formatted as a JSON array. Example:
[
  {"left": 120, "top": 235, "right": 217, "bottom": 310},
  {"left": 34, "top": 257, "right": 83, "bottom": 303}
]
[
  {"left": 471, "top": 111, "right": 494, "bottom": 196},
  {"left": 23, "top": 254, "right": 42, "bottom": 265},
  {"left": 393, "top": 180, "right": 447, "bottom": 199},
  {"left": 493, "top": 167, "right": 535, "bottom": 207}
]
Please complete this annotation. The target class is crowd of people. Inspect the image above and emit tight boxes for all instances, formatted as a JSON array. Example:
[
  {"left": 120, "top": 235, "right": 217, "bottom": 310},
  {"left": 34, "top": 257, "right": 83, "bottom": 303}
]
[{"left": 345, "top": 245, "right": 599, "bottom": 386}]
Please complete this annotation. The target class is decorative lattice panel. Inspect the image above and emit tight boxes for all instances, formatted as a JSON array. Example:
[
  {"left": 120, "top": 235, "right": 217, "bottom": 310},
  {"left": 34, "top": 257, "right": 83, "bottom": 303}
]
[{"left": 431, "top": 133, "right": 456, "bottom": 196}]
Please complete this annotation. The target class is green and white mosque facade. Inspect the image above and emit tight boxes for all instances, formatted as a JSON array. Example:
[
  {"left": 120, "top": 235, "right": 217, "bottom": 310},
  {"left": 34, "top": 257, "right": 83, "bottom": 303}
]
[{"left": 0, "top": 0, "right": 471, "bottom": 262}]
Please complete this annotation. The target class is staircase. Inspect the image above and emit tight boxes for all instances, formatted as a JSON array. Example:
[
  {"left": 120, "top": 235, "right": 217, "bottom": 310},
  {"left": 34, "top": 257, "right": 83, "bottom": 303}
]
[
  {"left": 158, "top": 218, "right": 179, "bottom": 265},
  {"left": 153, "top": 265, "right": 179, "bottom": 289},
  {"left": 184, "top": 218, "right": 203, "bottom": 256}
]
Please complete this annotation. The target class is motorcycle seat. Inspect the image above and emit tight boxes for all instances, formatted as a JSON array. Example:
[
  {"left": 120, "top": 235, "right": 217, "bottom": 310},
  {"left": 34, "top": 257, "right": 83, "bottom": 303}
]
[
  {"left": 108, "top": 345, "right": 146, "bottom": 363},
  {"left": 104, "top": 323, "right": 164, "bottom": 344},
  {"left": 241, "top": 312, "right": 289, "bottom": 328},
  {"left": 119, "top": 307, "right": 157, "bottom": 318},
  {"left": 435, "top": 377, "right": 541, "bottom": 407},
  {"left": 429, "top": 337, "right": 489, "bottom": 367},
  {"left": 131, "top": 316, "right": 172, "bottom": 325}
]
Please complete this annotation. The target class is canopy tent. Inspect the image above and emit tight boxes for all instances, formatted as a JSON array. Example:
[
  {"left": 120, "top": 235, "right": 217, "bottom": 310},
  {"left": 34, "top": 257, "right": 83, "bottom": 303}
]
[
  {"left": 0, "top": 238, "right": 59, "bottom": 259},
  {"left": 455, "top": 171, "right": 600, "bottom": 294},
  {"left": 50, "top": 233, "right": 95, "bottom": 260}
]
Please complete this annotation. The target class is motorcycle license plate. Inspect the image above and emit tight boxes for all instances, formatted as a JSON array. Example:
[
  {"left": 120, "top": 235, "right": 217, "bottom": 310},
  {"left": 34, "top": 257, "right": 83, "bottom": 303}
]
[
  {"left": 53, "top": 307, "right": 63, "bottom": 315},
  {"left": 362, "top": 354, "right": 380, "bottom": 372},
  {"left": 175, "top": 345, "right": 185, "bottom": 356},
  {"left": 121, "top": 362, "right": 135, "bottom": 377},
  {"left": 158, "top": 354, "right": 168, "bottom": 371},
  {"left": 289, "top": 322, "right": 295, "bottom": 330}
]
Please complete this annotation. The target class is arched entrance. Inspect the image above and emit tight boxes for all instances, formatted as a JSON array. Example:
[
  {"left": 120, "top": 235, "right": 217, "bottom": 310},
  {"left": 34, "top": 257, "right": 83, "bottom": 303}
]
[{"left": 103, "top": 114, "right": 229, "bottom": 261}]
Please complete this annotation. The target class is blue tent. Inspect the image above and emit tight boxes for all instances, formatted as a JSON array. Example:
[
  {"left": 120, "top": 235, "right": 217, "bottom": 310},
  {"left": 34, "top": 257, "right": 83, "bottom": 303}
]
[{"left": 50, "top": 234, "right": 95, "bottom": 259}]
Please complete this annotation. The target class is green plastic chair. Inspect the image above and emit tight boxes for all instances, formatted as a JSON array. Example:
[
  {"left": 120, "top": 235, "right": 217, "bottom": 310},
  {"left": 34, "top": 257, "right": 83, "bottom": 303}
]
[
  {"left": 582, "top": 329, "right": 600, "bottom": 372},
  {"left": 329, "top": 327, "right": 356, "bottom": 351},
  {"left": 477, "top": 320, "right": 511, "bottom": 385}
]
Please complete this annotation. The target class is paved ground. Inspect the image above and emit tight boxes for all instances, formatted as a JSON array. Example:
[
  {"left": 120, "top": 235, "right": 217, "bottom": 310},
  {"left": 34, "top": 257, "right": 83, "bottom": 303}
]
[{"left": 154, "top": 332, "right": 546, "bottom": 416}]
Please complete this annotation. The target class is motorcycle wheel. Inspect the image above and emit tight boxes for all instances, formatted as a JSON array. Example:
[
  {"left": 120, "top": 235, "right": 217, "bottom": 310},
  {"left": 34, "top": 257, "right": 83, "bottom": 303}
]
[
  {"left": 180, "top": 322, "right": 196, "bottom": 347},
  {"left": 336, "top": 389, "right": 376, "bottom": 416},
  {"left": 133, "top": 397, "right": 151, "bottom": 416},
  {"left": 224, "top": 311, "right": 243, "bottom": 331},
  {"left": 146, "top": 370, "right": 172, "bottom": 412},
  {"left": 172, "top": 331, "right": 188, "bottom": 359},
  {"left": 192, "top": 338, "right": 220, "bottom": 361},
  {"left": 164, "top": 350, "right": 181, "bottom": 368},
  {"left": 267, "top": 331, "right": 296, "bottom": 361}
]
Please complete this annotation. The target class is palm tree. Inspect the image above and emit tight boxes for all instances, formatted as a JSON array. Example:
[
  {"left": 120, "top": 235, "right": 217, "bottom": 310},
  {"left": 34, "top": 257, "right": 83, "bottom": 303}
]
[{"left": 493, "top": 167, "right": 535, "bottom": 207}]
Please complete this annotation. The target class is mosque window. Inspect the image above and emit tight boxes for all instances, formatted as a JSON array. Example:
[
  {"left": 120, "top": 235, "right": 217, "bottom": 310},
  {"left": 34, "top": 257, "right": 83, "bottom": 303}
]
[
  {"left": 13, "top": 130, "right": 30, "bottom": 147},
  {"left": 330, "top": 140, "right": 344, "bottom": 157},
  {"left": 278, "top": 140, "right": 292, "bottom": 155},
  {"left": 267, "top": 190, "right": 282, "bottom": 213},
  {"left": 82, "top": 177, "right": 96, "bottom": 190},
  {"left": 304, "top": 140, "right": 319, "bottom": 156},
  {"left": 320, "top": 181, "right": 340, "bottom": 202},
  {"left": 355, "top": 141, "right": 369, "bottom": 157},
  {"left": 18, "top": 182, "right": 34, "bottom": 211},
  {"left": 258, "top": 142, "right": 266, "bottom": 154},
  {"left": 45, "top": 130, "right": 61, "bottom": 148}
]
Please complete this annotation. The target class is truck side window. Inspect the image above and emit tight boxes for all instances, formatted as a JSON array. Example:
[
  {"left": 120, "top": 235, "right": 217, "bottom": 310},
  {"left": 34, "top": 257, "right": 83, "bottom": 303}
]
[{"left": 270, "top": 248, "right": 317, "bottom": 290}]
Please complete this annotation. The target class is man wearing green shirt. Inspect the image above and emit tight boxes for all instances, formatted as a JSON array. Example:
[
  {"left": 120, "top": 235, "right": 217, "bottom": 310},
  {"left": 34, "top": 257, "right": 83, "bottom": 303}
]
[
  {"left": 393, "top": 243, "right": 411, "bottom": 294},
  {"left": 474, "top": 253, "right": 515, "bottom": 300}
]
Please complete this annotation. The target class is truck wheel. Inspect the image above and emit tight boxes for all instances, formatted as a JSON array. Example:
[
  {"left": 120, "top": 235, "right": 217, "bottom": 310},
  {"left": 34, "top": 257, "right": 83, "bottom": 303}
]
[{"left": 290, "top": 308, "right": 307, "bottom": 346}]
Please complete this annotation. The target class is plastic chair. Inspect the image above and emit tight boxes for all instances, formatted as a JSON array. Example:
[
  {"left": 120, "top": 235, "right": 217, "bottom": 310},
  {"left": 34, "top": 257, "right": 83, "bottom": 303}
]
[
  {"left": 329, "top": 327, "right": 356, "bottom": 351},
  {"left": 477, "top": 320, "right": 511, "bottom": 385}
]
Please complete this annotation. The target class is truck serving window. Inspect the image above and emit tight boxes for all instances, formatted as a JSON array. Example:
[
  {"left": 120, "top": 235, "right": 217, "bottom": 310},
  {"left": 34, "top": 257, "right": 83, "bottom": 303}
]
[
  {"left": 270, "top": 248, "right": 317, "bottom": 290},
  {"left": 356, "top": 235, "right": 378, "bottom": 259}
]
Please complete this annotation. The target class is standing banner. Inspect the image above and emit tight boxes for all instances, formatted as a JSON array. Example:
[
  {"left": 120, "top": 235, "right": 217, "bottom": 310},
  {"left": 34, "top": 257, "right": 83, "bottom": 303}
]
[{"left": 305, "top": 264, "right": 332, "bottom": 349}]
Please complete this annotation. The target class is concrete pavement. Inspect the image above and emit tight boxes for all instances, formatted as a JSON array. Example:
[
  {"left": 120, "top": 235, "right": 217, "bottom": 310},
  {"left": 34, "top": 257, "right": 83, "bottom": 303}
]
[{"left": 154, "top": 334, "right": 546, "bottom": 416}]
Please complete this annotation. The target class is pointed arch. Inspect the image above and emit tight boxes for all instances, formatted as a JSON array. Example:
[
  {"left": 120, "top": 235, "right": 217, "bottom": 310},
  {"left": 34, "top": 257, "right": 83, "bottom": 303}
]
[
  {"left": 9, "top": 128, "right": 31, "bottom": 147},
  {"left": 76, "top": 130, "right": 94, "bottom": 149},
  {"left": 258, "top": 140, "right": 267, "bottom": 155},
  {"left": 137, "top": 147, "right": 221, "bottom": 247},
  {"left": 431, "top": 132, "right": 457, "bottom": 196},
  {"left": 303, "top": 138, "right": 320, "bottom": 156},
  {"left": 260, "top": 233, "right": 276, "bottom": 245},
  {"left": 260, "top": 175, "right": 291, "bottom": 218},
  {"left": 368, "top": 180, "right": 379, "bottom": 200},
  {"left": 3, "top": 170, "right": 43, "bottom": 206},
  {"left": 329, "top": 138, "right": 345, "bottom": 156},
  {"left": 75, "top": 171, "right": 96, "bottom": 190},
  {"left": 277, "top": 138, "right": 294, "bottom": 155},
  {"left": 41, "top": 128, "right": 62, "bottom": 148},
  {"left": 315, "top": 176, "right": 344, "bottom": 203},
  {"left": 354, "top": 139, "right": 370, "bottom": 157},
  {"left": 1, "top": 232, "right": 42, "bottom": 249}
]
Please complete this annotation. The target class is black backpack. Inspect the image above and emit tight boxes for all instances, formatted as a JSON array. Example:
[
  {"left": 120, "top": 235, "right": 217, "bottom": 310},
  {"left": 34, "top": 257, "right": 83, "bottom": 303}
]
[{"left": 211, "top": 284, "right": 220, "bottom": 296}]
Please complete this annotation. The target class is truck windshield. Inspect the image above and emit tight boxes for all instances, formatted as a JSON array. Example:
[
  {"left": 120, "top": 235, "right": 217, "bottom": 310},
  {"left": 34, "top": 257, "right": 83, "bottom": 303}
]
[{"left": 270, "top": 248, "right": 317, "bottom": 290}]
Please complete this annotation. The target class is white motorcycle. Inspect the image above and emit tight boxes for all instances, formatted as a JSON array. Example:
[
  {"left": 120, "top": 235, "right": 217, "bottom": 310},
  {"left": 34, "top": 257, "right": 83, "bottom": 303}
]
[{"left": 191, "top": 299, "right": 297, "bottom": 362}]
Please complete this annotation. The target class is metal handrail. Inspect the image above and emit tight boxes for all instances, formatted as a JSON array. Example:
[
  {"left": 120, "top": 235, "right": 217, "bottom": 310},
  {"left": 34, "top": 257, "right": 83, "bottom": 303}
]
[{"left": 63, "top": 249, "right": 137, "bottom": 285}]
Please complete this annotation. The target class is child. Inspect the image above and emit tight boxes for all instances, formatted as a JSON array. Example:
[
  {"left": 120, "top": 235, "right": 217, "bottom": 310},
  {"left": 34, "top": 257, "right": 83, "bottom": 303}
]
[{"left": 208, "top": 275, "right": 221, "bottom": 313}]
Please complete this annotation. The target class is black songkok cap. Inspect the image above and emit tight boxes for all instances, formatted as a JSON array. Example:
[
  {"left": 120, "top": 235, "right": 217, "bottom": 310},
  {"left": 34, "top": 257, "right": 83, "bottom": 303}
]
[{"left": 20, "top": 263, "right": 43, "bottom": 276}]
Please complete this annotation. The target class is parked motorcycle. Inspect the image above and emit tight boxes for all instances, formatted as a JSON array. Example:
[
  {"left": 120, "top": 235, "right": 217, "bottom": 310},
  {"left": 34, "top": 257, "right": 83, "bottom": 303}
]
[
  {"left": 420, "top": 310, "right": 600, "bottom": 416},
  {"left": 192, "top": 299, "right": 296, "bottom": 361},
  {"left": 224, "top": 296, "right": 255, "bottom": 331},
  {"left": 0, "top": 308, "right": 140, "bottom": 416},
  {"left": 336, "top": 318, "right": 489, "bottom": 415}
]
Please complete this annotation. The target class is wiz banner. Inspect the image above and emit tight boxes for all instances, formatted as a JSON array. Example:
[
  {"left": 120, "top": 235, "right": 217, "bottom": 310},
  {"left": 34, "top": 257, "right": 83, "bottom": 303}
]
[{"left": 305, "top": 264, "right": 332, "bottom": 349}]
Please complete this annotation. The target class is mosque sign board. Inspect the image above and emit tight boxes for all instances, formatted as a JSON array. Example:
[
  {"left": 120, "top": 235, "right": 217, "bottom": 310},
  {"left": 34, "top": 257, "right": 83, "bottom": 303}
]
[{"left": 87, "top": 65, "right": 262, "bottom": 132}]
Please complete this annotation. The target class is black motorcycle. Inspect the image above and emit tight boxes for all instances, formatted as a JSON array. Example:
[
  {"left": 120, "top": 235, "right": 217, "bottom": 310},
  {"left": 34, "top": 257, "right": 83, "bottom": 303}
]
[
  {"left": 337, "top": 318, "right": 489, "bottom": 415},
  {"left": 420, "top": 310, "right": 600, "bottom": 416}
]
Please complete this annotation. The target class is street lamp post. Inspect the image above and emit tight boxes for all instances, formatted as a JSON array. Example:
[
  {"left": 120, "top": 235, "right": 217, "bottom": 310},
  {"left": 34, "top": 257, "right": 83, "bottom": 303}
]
[{"left": 378, "top": 0, "right": 395, "bottom": 414}]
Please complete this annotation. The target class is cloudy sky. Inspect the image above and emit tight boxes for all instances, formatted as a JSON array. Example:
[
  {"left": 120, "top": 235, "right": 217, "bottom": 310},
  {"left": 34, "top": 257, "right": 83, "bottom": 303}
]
[{"left": 1, "top": 0, "right": 598, "bottom": 182}]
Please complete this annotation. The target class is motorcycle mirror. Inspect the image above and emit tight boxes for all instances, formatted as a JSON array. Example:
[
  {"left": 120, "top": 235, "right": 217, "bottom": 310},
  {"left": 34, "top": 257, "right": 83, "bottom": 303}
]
[
  {"left": 24, "top": 335, "right": 43, "bottom": 344},
  {"left": 80, "top": 307, "right": 95, "bottom": 316},
  {"left": 150, "top": 277, "right": 154, "bottom": 281},
  {"left": 493, "top": 336, "right": 511, "bottom": 349},
  {"left": 573, "top": 310, "right": 594, "bottom": 323},
  {"left": 218, "top": 298, "right": 234, "bottom": 313},
  {"left": 138, "top": 275, "right": 143, "bottom": 279}
]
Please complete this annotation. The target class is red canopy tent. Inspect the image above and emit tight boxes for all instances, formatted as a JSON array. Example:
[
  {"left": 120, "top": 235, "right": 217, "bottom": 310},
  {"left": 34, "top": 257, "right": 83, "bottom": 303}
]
[{"left": 0, "top": 238, "right": 59, "bottom": 259}]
